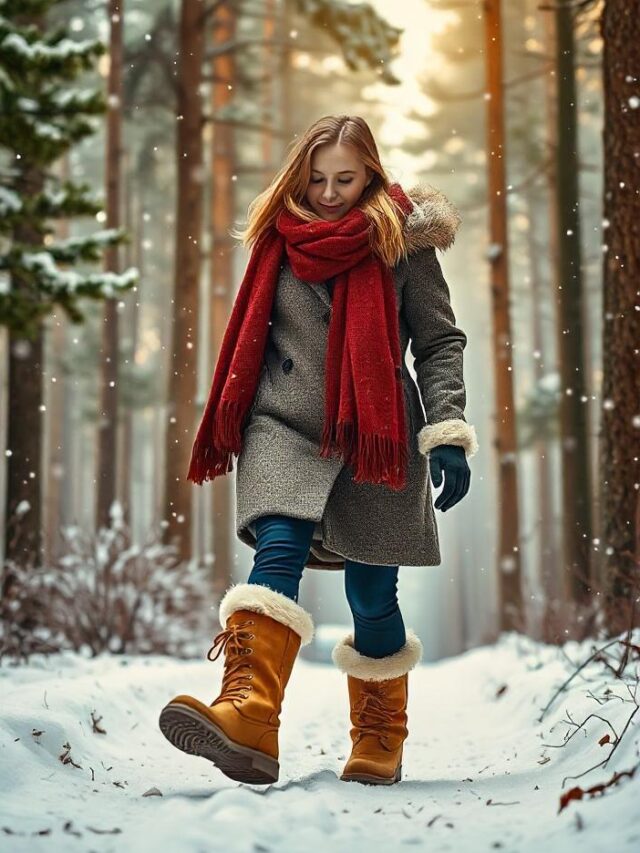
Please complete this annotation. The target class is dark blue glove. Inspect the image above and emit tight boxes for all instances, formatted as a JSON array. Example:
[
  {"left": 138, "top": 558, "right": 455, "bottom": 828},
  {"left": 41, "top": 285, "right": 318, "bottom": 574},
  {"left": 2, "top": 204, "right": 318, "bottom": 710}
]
[{"left": 429, "top": 444, "right": 470, "bottom": 512}]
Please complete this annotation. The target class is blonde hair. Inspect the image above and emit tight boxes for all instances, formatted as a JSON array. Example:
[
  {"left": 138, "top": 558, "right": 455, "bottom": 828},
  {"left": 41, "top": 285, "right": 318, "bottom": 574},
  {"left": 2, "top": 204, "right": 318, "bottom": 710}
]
[{"left": 231, "top": 115, "right": 409, "bottom": 268}]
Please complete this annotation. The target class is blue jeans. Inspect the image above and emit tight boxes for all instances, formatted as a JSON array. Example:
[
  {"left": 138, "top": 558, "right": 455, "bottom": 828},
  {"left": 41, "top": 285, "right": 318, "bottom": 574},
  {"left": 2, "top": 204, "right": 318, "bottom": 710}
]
[{"left": 247, "top": 514, "right": 407, "bottom": 658}]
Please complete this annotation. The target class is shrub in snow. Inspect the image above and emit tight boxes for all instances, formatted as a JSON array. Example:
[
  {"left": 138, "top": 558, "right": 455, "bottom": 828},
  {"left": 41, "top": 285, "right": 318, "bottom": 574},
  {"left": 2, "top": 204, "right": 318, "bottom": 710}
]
[{"left": 0, "top": 505, "right": 212, "bottom": 661}]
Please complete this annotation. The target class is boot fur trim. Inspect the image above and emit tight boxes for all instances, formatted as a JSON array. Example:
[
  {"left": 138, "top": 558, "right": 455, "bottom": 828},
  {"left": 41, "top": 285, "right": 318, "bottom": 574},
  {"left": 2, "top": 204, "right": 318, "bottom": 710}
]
[
  {"left": 417, "top": 418, "right": 478, "bottom": 459},
  {"left": 332, "top": 629, "right": 423, "bottom": 682},
  {"left": 219, "top": 583, "right": 314, "bottom": 647}
]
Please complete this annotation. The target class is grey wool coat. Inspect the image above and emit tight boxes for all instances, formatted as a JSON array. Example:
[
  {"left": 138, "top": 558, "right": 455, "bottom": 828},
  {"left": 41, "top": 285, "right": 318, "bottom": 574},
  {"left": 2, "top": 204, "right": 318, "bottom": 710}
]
[{"left": 234, "top": 185, "right": 479, "bottom": 571}]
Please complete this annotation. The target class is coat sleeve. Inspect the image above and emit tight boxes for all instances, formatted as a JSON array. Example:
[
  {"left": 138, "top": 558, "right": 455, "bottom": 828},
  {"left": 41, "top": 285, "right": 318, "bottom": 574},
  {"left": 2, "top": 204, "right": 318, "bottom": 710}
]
[{"left": 402, "top": 245, "right": 478, "bottom": 459}]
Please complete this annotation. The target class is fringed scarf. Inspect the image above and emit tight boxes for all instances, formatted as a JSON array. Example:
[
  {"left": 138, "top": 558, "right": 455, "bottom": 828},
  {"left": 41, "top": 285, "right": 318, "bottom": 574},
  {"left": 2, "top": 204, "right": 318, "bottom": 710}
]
[{"left": 188, "top": 182, "right": 414, "bottom": 491}]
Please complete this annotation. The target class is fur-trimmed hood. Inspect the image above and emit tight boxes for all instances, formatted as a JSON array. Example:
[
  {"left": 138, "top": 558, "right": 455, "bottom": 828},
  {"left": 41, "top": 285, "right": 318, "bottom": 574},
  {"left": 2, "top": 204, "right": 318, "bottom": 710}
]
[{"left": 402, "top": 184, "right": 462, "bottom": 254}]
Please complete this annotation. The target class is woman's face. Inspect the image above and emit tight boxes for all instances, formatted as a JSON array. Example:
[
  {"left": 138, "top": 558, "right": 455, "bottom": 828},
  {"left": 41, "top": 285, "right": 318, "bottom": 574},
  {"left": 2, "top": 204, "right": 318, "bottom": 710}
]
[{"left": 304, "top": 143, "right": 373, "bottom": 221}]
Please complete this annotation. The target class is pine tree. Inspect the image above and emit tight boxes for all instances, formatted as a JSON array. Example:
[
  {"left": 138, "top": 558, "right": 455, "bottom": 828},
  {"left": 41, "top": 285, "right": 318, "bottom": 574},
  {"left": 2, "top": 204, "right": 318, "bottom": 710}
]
[
  {"left": 0, "top": 0, "right": 137, "bottom": 336},
  {"left": 0, "top": 0, "right": 137, "bottom": 566}
]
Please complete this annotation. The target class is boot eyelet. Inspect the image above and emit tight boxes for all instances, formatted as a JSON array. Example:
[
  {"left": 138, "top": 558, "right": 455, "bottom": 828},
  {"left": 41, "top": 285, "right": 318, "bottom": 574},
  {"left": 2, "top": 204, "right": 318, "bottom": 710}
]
[{"left": 247, "top": 634, "right": 255, "bottom": 640}]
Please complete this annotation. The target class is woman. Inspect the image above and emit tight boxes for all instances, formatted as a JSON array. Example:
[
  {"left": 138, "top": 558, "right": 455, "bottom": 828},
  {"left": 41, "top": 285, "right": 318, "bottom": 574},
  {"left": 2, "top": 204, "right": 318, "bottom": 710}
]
[{"left": 159, "top": 115, "right": 478, "bottom": 787}]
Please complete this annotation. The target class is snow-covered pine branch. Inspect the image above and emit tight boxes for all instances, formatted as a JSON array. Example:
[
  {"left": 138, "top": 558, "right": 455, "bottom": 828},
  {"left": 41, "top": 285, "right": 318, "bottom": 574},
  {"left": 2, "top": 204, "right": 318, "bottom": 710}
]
[
  {"left": 47, "top": 228, "right": 126, "bottom": 263},
  {"left": 36, "top": 181, "right": 103, "bottom": 219},
  {"left": 0, "top": 185, "right": 22, "bottom": 216},
  {"left": 0, "top": 20, "right": 104, "bottom": 79},
  {"left": 0, "top": 247, "right": 138, "bottom": 334},
  {"left": 0, "top": 181, "right": 104, "bottom": 234},
  {"left": 7, "top": 247, "right": 138, "bottom": 296}
]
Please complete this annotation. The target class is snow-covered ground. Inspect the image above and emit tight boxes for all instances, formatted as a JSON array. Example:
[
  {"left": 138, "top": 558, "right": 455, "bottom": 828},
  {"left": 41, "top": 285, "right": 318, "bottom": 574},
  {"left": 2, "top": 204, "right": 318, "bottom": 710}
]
[{"left": 1, "top": 632, "right": 638, "bottom": 852}]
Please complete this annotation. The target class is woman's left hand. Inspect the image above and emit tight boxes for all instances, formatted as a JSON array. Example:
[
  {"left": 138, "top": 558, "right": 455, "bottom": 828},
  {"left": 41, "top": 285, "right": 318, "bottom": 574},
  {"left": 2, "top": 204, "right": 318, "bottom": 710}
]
[{"left": 429, "top": 445, "right": 470, "bottom": 511}]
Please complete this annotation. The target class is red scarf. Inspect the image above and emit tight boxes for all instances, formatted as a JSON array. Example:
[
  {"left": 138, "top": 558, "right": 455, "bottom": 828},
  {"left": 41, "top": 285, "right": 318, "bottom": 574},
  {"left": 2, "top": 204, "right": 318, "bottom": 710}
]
[{"left": 188, "top": 182, "right": 415, "bottom": 491}]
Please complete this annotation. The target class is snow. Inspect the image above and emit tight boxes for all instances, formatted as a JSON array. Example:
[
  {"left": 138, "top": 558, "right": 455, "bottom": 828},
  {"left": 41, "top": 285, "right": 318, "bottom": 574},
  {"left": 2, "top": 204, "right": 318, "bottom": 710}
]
[
  {"left": 16, "top": 97, "right": 39, "bottom": 112},
  {"left": 19, "top": 250, "right": 138, "bottom": 296},
  {"left": 0, "top": 32, "right": 99, "bottom": 63},
  {"left": 0, "top": 185, "right": 22, "bottom": 215},
  {"left": 0, "top": 632, "right": 638, "bottom": 851},
  {"left": 50, "top": 88, "right": 98, "bottom": 109},
  {"left": 0, "top": 63, "right": 12, "bottom": 90},
  {"left": 537, "top": 371, "right": 560, "bottom": 392},
  {"left": 13, "top": 499, "right": 30, "bottom": 518},
  {"left": 13, "top": 80, "right": 97, "bottom": 139},
  {"left": 24, "top": 117, "right": 64, "bottom": 142},
  {"left": 54, "top": 228, "right": 122, "bottom": 254},
  {"left": 41, "top": 187, "right": 76, "bottom": 208}
]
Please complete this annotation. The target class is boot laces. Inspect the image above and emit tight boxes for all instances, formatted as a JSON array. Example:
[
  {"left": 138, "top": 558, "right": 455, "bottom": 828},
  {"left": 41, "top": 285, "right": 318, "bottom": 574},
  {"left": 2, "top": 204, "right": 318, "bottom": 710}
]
[
  {"left": 207, "top": 619, "right": 255, "bottom": 705},
  {"left": 353, "top": 685, "right": 396, "bottom": 748}
]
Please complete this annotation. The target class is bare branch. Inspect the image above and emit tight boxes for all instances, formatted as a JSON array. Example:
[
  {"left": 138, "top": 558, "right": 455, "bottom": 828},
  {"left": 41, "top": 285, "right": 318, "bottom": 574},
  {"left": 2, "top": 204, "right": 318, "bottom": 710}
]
[
  {"left": 538, "top": 0, "right": 600, "bottom": 12},
  {"left": 206, "top": 36, "right": 290, "bottom": 60},
  {"left": 538, "top": 639, "right": 624, "bottom": 722},
  {"left": 202, "top": 115, "right": 290, "bottom": 138}
]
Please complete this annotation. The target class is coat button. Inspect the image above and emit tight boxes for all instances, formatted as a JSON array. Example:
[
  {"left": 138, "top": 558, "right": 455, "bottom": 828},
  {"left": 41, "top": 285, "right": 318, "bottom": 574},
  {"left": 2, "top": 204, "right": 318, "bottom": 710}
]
[{"left": 282, "top": 357, "right": 293, "bottom": 374}]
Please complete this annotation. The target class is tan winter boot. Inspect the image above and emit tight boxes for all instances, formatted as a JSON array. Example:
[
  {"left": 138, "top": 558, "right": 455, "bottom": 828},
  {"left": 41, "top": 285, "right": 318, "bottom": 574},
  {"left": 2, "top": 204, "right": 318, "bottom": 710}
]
[
  {"left": 332, "top": 630, "right": 423, "bottom": 785},
  {"left": 159, "top": 583, "right": 314, "bottom": 785}
]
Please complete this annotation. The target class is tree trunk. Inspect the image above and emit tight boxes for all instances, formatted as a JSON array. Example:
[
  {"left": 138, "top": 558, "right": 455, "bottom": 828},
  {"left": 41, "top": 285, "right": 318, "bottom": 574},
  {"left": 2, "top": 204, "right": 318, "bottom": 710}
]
[
  {"left": 483, "top": 0, "right": 524, "bottom": 632},
  {"left": 525, "top": 185, "right": 560, "bottom": 641},
  {"left": 97, "top": 0, "right": 124, "bottom": 530},
  {"left": 280, "top": 0, "right": 295, "bottom": 152},
  {"left": 553, "top": 0, "right": 593, "bottom": 608},
  {"left": 262, "top": 0, "right": 276, "bottom": 181},
  {"left": 540, "top": 5, "right": 566, "bottom": 642},
  {"left": 5, "top": 166, "right": 45, "bottom": 568},
  {"left": 164, "top": 0, "right": 205, "bottom": 560},
  {"left": 119, "top": 150, "right": 138, "bottom": 528},
  {"left": 599, "top": 0, "right": 640, "bottom": 635},
  {"left": 206, "top": 1, "right": 237, "bottom": 596},
  {"left": 43, "top": 157, "right": 70, "bottom": 565},
  {"left": 5, "top": 335, "right": 44, "bottom": 568}
]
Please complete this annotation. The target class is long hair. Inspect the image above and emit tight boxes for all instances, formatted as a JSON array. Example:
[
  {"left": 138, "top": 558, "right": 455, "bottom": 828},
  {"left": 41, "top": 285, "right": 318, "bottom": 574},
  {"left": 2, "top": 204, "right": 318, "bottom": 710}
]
[{"left": 231, "top": 115, "right": 409, "bottom": 268}]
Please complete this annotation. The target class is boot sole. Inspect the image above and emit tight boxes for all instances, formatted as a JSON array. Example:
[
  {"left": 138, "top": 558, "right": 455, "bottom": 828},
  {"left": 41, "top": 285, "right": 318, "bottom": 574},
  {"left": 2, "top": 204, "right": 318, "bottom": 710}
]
[
  {"left": 340, "top": 763, "right": 402, "bottom": 785},
  {"left": 158, "top": 702, "right": 279, "bottom": 785}
]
